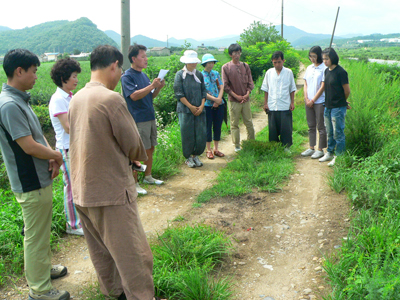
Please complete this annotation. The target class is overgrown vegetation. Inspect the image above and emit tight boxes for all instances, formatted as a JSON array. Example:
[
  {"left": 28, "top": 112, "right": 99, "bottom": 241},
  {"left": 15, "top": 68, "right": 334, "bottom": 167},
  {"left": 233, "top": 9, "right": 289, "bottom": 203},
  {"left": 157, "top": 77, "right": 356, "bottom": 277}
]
[
  {"left": 0, "top": 177, "right": 65, "bottom": 286},
  {"left": 323, "top": 60, "right": 400, "bottom": 299}
]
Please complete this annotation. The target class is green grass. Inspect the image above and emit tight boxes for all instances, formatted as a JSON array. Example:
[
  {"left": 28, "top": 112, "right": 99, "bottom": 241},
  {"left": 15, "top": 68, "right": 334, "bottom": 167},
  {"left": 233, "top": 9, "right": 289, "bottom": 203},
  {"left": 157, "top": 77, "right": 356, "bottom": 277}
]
[
  {"left": 80, "top": 225, "right": 233, "bottom": 300},
  {"left": 196, "top": 89, "right": 307, "bottom": 204},
  {"left": 322, "top": 59, "right": 400, "bottom": 299}
]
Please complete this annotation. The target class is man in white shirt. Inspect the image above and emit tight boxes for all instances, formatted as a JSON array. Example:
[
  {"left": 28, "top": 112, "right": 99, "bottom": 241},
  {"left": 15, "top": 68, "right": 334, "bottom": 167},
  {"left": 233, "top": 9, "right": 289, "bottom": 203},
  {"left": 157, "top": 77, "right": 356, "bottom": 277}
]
[{"left": 261, "top": 51, "right": 296, "bottom": 148}]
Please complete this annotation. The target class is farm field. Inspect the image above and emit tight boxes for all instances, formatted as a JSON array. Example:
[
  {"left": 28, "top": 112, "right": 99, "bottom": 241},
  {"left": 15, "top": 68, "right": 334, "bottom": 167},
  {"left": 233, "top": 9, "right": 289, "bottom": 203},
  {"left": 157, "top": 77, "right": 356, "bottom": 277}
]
[{"left": 339, "top": 46, "right": 400, "bottom": 61}]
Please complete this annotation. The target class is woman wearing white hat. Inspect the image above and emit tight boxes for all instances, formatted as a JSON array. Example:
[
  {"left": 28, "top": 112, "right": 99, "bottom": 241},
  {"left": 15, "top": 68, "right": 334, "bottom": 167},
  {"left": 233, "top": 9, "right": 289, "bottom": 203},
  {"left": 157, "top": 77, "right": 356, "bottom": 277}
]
[
  {"left": 201, "top": 53, "right": 225, "bottom": 159},
  {"left": 174, "top": 50, "right": 207, "bottom": 168}
]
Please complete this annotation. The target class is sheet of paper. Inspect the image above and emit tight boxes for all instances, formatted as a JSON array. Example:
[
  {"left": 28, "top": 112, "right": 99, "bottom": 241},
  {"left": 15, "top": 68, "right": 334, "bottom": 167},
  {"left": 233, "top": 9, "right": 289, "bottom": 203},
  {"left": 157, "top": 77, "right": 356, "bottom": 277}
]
[
  {"left": 157, "top": 69, "right": 169, "bottom": 80},
  {"left": 152, "top": 69, "right": 169, "bottom": 92}
]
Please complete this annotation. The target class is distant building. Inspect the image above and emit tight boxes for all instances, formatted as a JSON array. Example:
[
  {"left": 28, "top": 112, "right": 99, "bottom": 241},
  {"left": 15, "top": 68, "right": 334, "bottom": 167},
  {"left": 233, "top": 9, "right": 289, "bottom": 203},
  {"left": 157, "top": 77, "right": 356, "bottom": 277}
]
[
  {"left": 70, "top": 52, "right": 91, "bottom": 60},
  {"left": 44, "top": 53, "right": 60, "bottom": 62},
  {"left": 380, "top": 38, "right": 400, "bottom": 43},
  {"left": 357, "top": 40, "right": 373, "bottom": 44},
  {"left": 218, "top": 47, "right": 226, "bottom": 52},
  {"left": 147, "top": 47, "right": 170, "bottom": 56},
  {"left": 197, "top": 43, "right": 207, "bottom": 50}
]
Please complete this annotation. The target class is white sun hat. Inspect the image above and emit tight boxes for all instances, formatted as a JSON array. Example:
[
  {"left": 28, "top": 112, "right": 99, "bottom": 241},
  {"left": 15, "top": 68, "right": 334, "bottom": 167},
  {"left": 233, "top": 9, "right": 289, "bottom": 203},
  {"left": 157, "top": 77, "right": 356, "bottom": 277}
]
[{"left": 180, "top": 50, "right": 201, "bottom": 64}]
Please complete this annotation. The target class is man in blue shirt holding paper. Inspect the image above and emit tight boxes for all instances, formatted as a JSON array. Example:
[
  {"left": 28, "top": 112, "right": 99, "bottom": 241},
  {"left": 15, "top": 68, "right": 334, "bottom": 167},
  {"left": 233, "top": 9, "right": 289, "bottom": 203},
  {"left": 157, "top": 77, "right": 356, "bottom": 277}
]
[{"left": 121, "top": 44, "right": 165, "bottom": 194}]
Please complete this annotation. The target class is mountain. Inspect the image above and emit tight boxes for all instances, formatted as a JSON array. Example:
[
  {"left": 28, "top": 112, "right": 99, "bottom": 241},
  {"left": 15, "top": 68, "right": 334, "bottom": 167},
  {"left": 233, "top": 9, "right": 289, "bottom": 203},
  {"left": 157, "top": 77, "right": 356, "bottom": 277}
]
[
  {"left": 0, "top": 18, "right": 118, "bottom": 55},
  {"left": 131, "top": 35, "right": 180, "bottom": 48},
  {"left": 104, "top": 30, "right": 121, "bottom": 45},
  {"left": 0, "top": 26, "right": 12, "bottom": 32},
  {"left": 103, "top": 31, "right": 181, "bottom": 48},
  {"left": 274, "top": 25, "right": 335, "bottom": 47}
]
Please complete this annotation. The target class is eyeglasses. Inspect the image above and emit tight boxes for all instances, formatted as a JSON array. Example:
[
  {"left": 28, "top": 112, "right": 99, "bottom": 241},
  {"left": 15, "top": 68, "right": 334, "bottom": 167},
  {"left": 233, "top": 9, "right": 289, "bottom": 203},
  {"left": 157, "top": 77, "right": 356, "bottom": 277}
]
[{"left": 309, "top": 55, "right": 318, "bottom": 59}]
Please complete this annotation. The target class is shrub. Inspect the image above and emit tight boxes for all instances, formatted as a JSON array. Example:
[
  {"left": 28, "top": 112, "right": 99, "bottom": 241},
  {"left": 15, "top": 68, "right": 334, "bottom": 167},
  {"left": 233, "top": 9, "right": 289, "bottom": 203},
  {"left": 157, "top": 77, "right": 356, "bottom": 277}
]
[{"left": 241, "top": 40, "right": 300, "bottom": 81}]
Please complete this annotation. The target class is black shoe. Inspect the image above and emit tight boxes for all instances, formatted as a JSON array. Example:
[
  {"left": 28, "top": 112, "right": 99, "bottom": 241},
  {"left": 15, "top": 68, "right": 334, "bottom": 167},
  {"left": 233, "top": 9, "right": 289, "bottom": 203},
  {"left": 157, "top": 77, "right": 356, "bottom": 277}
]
[{"left": 118, "top": 292, "right": 127, "bottom": 300}]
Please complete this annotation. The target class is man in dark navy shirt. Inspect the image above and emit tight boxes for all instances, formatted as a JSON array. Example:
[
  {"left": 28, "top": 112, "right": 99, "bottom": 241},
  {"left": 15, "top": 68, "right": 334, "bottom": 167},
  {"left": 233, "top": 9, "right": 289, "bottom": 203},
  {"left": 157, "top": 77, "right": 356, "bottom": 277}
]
[{"left": 121, "top": 44, "right": 165, "bottom": 195}]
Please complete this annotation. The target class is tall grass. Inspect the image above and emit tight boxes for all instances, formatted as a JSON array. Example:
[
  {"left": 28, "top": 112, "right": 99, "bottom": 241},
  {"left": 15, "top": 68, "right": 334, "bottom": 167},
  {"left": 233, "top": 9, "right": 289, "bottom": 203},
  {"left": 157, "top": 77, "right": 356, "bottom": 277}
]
[
  {"left": 0, "top": 177, "right": 65, "bottom": 286},
  {"left": 343, "top": 61, "right": 400, "bottom": 157},
  {"left": 324, "top": 60, "right": 400, "bottom": 299}
]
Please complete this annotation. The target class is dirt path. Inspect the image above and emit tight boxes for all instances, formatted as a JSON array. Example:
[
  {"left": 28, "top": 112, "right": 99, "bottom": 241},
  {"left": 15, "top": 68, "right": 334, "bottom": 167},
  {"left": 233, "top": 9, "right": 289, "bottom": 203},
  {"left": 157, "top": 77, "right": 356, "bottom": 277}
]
[{"left": 1, "top": 65, "right": 350, "bottom": 300}]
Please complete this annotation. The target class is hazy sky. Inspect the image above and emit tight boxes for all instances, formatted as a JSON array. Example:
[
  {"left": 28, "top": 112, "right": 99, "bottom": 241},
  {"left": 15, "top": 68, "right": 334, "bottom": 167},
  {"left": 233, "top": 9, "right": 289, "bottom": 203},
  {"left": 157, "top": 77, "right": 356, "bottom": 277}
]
[{"left": 1, "top": 0, "right": 398, "bottom": 41}]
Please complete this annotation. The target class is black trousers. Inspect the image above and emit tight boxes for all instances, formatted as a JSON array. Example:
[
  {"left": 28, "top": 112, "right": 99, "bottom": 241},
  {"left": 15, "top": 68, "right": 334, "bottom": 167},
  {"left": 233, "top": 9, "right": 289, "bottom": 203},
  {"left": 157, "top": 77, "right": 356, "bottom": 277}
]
[{"left": 268, "top": 110, "right": 293, "bottom": 147}]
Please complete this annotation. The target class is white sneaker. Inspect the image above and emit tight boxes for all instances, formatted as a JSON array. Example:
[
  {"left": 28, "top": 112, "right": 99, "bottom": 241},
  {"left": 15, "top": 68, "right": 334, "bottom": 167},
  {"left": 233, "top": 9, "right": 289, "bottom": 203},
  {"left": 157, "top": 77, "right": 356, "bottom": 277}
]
[
  {"left": 66, "top": 227, "right": 84, "bottom": 236},
  {"left": 311, "top": 150, "right": 324, "bottom": 159},
  {"left": 143, "top": 175, "right": 164, "bottom": 185},
  {"left": 284, "top": 148, "right": 292, "bottom": 154},
  {"left": 186, "top": 157, "right": 196, "bottom": 168},
  {"left": 193, "top": 156, "right": 203, "bottom": 167},
  {"left": 301, "top": 149, "right": 315, "bottom": 156},
  {"left": 136, "top": 182, "right": 147, "bottom": 195},
  {"left": 328, "top": 156, "right": 337, "bottom": 167},
  {"left": 319, "top": 152, "right": 334, "bottom": 162},
  {"left": 235, "top": 146, "right": 241, "bottom": 152}
]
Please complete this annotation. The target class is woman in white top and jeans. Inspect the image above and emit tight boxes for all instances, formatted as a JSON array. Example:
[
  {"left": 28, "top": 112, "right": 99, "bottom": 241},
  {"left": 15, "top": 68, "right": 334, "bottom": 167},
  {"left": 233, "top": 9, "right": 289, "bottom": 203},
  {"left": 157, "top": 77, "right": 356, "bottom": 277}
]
[
  {"left": 301, "top": 46, "right": 327, "bottom": 159},
  {"left": 49, "top": 58, "right": 83, "bottom": 235}
]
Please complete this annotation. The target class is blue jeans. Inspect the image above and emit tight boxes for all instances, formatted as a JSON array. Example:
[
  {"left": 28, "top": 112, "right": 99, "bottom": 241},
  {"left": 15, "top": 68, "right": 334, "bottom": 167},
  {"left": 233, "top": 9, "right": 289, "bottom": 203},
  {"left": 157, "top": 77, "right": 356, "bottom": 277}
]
[{"left": 324, "top": 106, "right": 347, "bottom": 155}]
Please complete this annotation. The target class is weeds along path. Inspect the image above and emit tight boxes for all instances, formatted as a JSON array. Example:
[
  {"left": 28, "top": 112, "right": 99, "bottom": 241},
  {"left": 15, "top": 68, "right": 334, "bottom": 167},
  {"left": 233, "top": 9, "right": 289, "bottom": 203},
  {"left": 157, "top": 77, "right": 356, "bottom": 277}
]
[{"left": 0, "top": 111, "right": 268, "bottom": 300}]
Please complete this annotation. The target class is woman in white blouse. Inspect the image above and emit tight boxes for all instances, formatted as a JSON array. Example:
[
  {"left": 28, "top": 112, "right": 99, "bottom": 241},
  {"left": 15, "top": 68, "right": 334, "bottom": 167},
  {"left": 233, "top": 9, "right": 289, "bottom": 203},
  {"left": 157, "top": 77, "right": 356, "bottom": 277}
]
[{"left": 301, "top": 46, "right": 327, "bottom": 159}]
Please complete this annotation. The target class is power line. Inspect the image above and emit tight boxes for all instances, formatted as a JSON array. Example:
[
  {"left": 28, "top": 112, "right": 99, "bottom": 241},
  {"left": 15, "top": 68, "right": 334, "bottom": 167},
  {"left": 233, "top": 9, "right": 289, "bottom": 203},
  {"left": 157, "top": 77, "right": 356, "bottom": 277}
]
[{"left": 220, "top": 0, "right": 274, "bottom": 23}]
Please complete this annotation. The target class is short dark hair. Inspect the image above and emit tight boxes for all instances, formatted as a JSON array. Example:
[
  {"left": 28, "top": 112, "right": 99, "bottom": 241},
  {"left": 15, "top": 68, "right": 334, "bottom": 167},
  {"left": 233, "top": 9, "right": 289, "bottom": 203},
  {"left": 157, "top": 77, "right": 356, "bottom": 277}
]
[
  {"left": 309, "top": 46, "right": 323, "bottom": 64},
  {"left": 271, "top": 51, "right": 284, "bottom": 61},
  {"left": 322, "top": 48, "right": 339, "bottom": 65},
  {"left": 50, "top": 58, "right": 81, "bottom": 88},
  {"left": 128, "top": 44, "right": 147, "bottom": 63},
  {"left": 3, "top": 49, "right": 40, "bottom": 78},
  {"left": 228, "top": 43, "right": 242, "bottom": 55},
  {"left": 90, "top": 45, "right": 123, "bottom": 71}
]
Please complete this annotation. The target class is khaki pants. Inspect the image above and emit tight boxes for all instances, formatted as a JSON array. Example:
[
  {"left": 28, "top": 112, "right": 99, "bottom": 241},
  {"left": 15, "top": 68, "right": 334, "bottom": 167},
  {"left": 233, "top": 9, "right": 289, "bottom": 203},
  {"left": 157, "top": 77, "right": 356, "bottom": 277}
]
[
  {"left": 228, "top": 101, "right": 255, "bottom": 147},
  {"left": 76, "top": 200, "right": 154, "bottom": 300},
  {"left": 14, "top": 184, "right": 53, "bottom": 294}
]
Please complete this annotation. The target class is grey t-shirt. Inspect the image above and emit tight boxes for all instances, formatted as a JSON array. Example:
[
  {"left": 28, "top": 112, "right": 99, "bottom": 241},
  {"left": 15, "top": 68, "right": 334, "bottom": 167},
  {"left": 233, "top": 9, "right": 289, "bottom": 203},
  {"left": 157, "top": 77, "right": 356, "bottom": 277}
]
[{"left": 0, "top": 83, "right": 52, "bottom": 193}]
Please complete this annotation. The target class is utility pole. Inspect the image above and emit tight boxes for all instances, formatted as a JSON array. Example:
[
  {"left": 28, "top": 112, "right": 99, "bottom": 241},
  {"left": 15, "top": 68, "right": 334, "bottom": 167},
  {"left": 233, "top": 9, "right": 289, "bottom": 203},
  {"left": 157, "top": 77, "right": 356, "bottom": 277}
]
[
  {"left": 281, "top": 0, "right": 284, "bottom": 38},
  {"left": 121, "top": 0, "right": 131, "bottom": 71},
  {"left": 329, "top": 7, "right": 340, "bottom": 48}
]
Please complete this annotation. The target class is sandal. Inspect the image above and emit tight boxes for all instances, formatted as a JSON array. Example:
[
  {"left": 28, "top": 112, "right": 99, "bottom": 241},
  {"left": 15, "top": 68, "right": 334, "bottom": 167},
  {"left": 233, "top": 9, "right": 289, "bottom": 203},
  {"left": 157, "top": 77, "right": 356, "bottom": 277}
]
[
  {"left": 214, "top": 150, "right": 225, "bottom": 157},
  {"left": 206, "top": 150, "right": 214, "bottom": 159}
]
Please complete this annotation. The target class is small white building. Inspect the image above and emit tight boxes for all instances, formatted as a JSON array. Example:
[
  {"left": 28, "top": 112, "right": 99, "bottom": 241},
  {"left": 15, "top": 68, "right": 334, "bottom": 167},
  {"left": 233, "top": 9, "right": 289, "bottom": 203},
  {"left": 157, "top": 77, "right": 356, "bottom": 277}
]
[
  {"left": 357, "top": 40, "right": 373, "bottom": 44},
  {"left": 70, "top": 52, "right": 91, "bottom": 59},
  {"left": 147, "top": 47, "right": 170, "bottom": 56},
  {"left": 218, "top": 47, "right": 226, "bottom": 52},
  {"left": 44, "top": 53, "right": 59, "bottom": 61},
  {"left": 380, "top": 38, "right": 400, "bottom": 43}
]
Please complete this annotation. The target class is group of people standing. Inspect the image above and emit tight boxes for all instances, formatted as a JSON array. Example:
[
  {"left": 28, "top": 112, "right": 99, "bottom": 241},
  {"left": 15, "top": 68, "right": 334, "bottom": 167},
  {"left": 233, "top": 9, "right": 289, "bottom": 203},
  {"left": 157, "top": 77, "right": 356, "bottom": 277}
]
[
  {"left": 174, "top": 43, "right": 256, "bottom": 168},
  {"left": 0, "top": 42, "right": 350, "bottom": 300},
  {"left": 0, "top": 46, "right": 167, "bottom": 300},
  {"left": 301, "top": 46, "right": 350, "bottom": 167}
]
